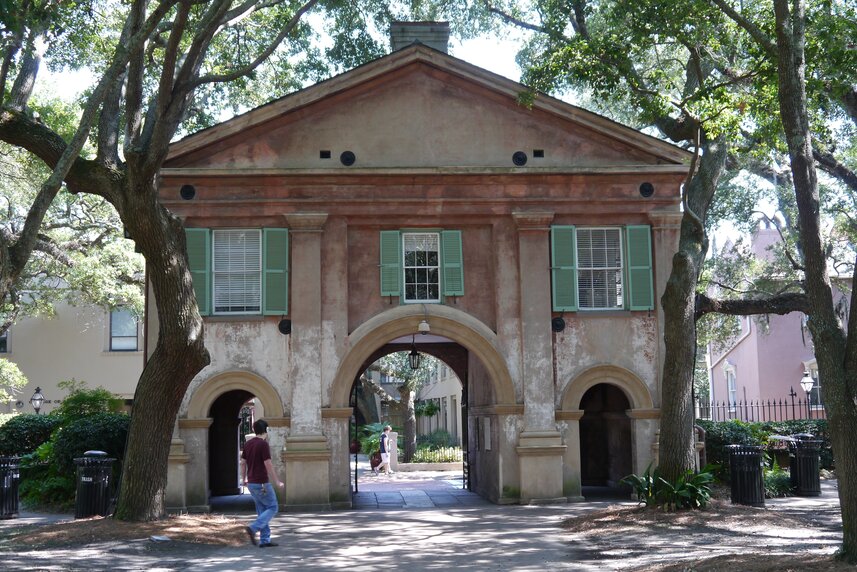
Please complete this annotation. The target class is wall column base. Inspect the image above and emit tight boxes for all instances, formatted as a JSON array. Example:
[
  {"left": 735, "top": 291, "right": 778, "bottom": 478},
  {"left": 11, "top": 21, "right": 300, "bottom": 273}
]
[
  {"left": 517, "top": 430, "right": 567, "bottom": 504},
  {"left": 283, "top": 434, "right": 331, "bottom": 510},
  {"left": 166, "top": 437, "right": 190, "bottom": 513}
]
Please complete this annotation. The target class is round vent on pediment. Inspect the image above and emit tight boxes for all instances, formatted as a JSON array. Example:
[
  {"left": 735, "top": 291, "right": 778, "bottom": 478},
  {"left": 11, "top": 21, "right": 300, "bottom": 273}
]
[
  {"left": 180, "top": 184, "right": 196, "bottom": 200},
  {"left": 551, "top": 316, "right": 566, "bottom": 333},
  {"left": 340, "top": 151, "right": 356, "bottom": 166},
  {"left": 639, "top": 182, "right": 655, "bottom": 198},
  {"left": 512, "top": 151, "right": 528, "bottom": 166}
]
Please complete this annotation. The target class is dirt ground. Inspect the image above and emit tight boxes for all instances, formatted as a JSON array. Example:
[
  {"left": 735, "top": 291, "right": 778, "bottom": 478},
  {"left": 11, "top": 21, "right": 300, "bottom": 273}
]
[
  {"left": 4, "top": 513, "right": 248, "bottom": 548},
  {"left": 560, "top": 499, "right": 851, "bottom": 571},
  {"left": 2, "top": 490, "right": 851, "bottom": 570}
]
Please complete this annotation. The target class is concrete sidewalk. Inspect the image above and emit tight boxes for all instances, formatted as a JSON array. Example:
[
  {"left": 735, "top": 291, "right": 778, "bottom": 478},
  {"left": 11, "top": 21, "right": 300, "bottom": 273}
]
[{"left": 0, "top": 480, "right": 843, "bottom": 571}]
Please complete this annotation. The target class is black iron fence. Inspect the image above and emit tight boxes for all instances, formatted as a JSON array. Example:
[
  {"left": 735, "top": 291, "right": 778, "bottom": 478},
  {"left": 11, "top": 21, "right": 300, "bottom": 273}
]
[{"left": 695, "top": 397, "right": 826, "bottom": 423}]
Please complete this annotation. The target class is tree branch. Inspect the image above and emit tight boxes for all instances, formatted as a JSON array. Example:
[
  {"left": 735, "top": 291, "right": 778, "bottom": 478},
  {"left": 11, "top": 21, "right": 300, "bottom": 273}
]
[
  {"left": 189, "top": 0, "right": 320, "bottom": 88},
  {"left": 359, "top": 374, "right": 399, "bottom": 404},
  {"left": 813, "top": 148, "right": 857, "bottom": 193},
  {"left": 695, "top": 291, "right": 809, "bottom": 320},
  {"left": 708, "top": 0, "right": 777, "bottom": 57}
]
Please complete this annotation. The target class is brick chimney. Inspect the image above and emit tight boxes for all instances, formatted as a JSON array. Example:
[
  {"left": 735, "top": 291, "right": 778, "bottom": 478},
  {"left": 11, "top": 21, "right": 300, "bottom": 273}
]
[{"left": 390, "top": 21, "right": 450, "bottom": 53}]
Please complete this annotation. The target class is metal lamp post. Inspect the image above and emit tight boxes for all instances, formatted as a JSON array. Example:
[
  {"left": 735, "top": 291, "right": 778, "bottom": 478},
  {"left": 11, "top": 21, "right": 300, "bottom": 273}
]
[
  {"left": 29, "top": 387, "right": 45, "bottom": 415},
  {"left": 800, "top": 371, "right": 814, "bottom": 420}
]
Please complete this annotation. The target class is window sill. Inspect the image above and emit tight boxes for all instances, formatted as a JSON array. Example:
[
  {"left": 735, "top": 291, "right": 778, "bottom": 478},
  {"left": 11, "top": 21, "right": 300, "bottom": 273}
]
[
  {"left": 564, "top": 310, "right": 649, "bottom": 318},
  {"left": 205, "top": 315, "right": 268, "bottom": 322}
]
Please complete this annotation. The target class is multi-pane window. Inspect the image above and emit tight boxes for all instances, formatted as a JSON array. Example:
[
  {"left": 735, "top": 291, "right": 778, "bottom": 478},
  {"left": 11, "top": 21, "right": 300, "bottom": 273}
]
[
  {"left": 726, "top": 368, "right": 737, "bottom": 412},
  {"left": 213, "top": 230, "right": 262, "bottom": 314},
  {"left": 809, "top": 369, "right": 823, "bottom": 407},
  {"left": 403, "top": 232, "right": 440, "bottom": 303},
  {"left": 110, "top": 309, "right": 138, "bottom": 351},
  {"left": 576, "top": 228, "right": 623, "bottom": 310},
  {"left": 551, "top": 225, "right": 652, "bottom": 312},
  {"left": 380, "top": 230, "right": 463, "bottom": 302},
  {"left": 0, "top": 330, "right": 7, "bottom": 353}
]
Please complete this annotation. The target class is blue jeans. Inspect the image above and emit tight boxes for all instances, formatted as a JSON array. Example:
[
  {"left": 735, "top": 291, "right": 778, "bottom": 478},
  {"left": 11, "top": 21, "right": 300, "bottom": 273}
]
[{"left": 247, "top": 483, "right": 278, "bottom": 544}]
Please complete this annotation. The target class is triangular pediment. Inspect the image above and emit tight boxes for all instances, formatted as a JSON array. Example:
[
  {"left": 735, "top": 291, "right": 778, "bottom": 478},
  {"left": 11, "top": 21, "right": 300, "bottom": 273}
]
[{"left": 164, "top": 44, "right": 690, "bottom": 172}]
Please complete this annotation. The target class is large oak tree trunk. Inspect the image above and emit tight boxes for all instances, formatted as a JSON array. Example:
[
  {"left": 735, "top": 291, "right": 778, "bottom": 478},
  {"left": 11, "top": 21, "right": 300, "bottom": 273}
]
[
  {"left": 774, "top": 0, "right": 857, "bottom": 560},
  {"left": 112, "top": 189, "right": 209, "bottom": 521},
  {"left": 398, "top": 387, "right": 417, "bottom": 463},
  {"left": 658, "top": 137, "right": 728, "bottom": 482}
]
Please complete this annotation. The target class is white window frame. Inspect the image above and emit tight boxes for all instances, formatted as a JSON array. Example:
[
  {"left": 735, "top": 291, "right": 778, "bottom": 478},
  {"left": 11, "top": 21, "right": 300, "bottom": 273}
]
[
  {"left": 576, "top": 227, "right": 624, "bottom": 310},
  {"left": 110, "top": 309, "right": 139, "bottom": 351},
  {"left": 212, "top": 229, "right": 262, "bottom": 315},
  {"left": 724, "top": 362, "right": 737, "bottom": 413},
  {"left": 803, "top": 359, "right": 823, "bottom": 409},
  {"left": 402, "top": 232, "right": 441, "bottom": 304}
]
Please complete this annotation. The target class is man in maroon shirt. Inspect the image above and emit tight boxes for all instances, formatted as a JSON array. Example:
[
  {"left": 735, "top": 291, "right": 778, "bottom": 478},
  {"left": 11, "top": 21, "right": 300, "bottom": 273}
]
[{"left": 241, "top": 419, "right": 284, "bottom": 547}]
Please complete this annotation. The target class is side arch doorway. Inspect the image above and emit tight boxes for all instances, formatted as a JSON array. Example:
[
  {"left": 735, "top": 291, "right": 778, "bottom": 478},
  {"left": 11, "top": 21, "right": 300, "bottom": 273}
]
[
  {"left": 208, "top": 389, "right": 254, "bottom": 496},
  {"left": 183, "top": 371, "right": 286, "bottom": 512},
  {"left": 579, "top": 384, "right": 632, "bottom": 494}
]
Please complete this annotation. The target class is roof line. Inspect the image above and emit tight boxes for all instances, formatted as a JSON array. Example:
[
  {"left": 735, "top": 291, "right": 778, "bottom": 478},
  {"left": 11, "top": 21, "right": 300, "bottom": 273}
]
[{"left": 166, "top": 44, "right": 691, "bottom": 166}]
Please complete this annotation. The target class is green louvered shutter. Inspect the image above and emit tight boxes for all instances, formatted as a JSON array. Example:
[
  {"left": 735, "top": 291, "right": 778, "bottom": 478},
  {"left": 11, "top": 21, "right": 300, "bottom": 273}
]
[
  {"left": 263, "top": 228, "right": 289, "bottom": 315},
  {"left": 380, "top": 231, "right": 401, "bottom": 296},
  {"left": 441, "top": 230, "right": 464, "bottom": 297},
  {"left": 551, "top": 226, "right": 577, "bottom": 311},
  {"left": 185, "top": 228, "right": 211, "bottom": 316},
  {"left": 626, "top": 225, "right": 654, "bottom": 310}
]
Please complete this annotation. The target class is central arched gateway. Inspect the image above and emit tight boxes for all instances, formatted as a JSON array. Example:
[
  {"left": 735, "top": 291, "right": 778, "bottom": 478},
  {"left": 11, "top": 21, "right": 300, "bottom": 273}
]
[
  {"left": 330, "top": 304, "right": 516, "bottom": 407},
  {"left": 327, "top": 304, "right": 521, "bottom": 505}
]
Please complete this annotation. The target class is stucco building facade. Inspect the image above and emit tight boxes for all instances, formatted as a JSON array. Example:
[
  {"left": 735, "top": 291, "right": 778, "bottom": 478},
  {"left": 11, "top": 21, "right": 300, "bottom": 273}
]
[
  {"left": 1, "top": 303, "right": 143, "bottom": 414},
  {"left": 153, "top": 25, "right": 689, "bottom": 511}
]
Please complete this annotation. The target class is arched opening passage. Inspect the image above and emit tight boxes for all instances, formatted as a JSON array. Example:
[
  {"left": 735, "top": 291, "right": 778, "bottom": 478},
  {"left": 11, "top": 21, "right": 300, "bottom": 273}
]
[
  {"left": 184, "top": 370, "right": 285, "bottom": 511},
  {"left": 208, "top": 389, "right": 254, "bottom": 496},
  {"left": 580, "top": 384, "right": 632, "bottom": 490},
  {"left": 348, "top": 337, "right": 472, "bottom": 507},
  {"left": 331, "top": 305, "right": 515, "bottom": 508}
]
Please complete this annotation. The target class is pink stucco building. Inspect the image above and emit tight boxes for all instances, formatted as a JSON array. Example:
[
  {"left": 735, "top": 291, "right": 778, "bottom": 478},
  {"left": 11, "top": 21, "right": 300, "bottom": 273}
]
[{"left": 150, "top": 23, "right": 690, "bottom": 511}]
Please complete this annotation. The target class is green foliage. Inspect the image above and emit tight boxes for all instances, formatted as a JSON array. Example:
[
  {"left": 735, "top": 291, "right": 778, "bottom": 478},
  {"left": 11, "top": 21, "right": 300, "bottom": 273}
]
[
  {"left": 622, "top": 464, "right": 715, "bottom": 511},
  {"left": 0, "top": 413, "right": 61, "bottom": 456},
  {"left": 2, "top": 381, "right": 128, "bottom": 508},
  {"left": 416, "top": 429, "right": 457, "bottom": 449},
  {"left": 53, "top": 379, "right": 124, "bottom": 423},
  {"left": 0, "top": 139, "right": 144, "bottom": 331},
  {"left": 415, "top": 400, "right": 440, "bottom": 418},
  {"left": 51, "top": 412, "right": 129, "bottom": 473},
  {"left": 697, "top": 419, "right": 834, "bottom": 477},
  {"left": 411, "top": 446, "right": 462, "bottom": 463},
  {"left": 357, "top": 422, "right": 386, "bottom": 457},
  {"left": 0, "top": 358, "right": 28, "bottom": 403},
  {"left": 764, "top": 458, "right": 793, "bottom": 499}
]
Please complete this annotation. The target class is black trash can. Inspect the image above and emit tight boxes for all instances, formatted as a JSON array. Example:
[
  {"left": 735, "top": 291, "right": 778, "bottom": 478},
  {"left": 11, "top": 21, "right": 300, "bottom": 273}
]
[
  {"left": 728, "top": 444, "right": 765, "bottom": 507},
  {"left": 74, "top": 451, "right": 116, "bottom": 519},
  {"left": 0, "top": 456, "right": 20, "bottom": 519},
  {"left": 789, "top": 434, "right": 821, "bottom": 497}
]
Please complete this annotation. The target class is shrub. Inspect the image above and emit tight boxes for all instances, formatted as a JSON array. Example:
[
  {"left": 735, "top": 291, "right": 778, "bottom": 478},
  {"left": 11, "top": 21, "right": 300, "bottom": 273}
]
[
  {"left": 357, "top": 422, "right": 386, "bottom": 457},
  {"left": 416, "top": 429, "right": 458, "bottom": 449},
  {"left": 697, "top": 419, "right": 834, "bottom": 475},
  {"left": 411, "top": 446, "right": 463, "bottom": 463},
  {"left": 622, "top": 464, "right": 715, "bottom": 511},
  {"left": 19, "top": 442, "right": 76, "bottom": 510},
  {"left": 0, "top": 414, "right": 61, "bottom": 456},
  {"left": 52, "top": 412, "right": 130, "bottom": 473},
  {"left": 764, "top": 458, "right": 793, "bottom": 498},
  {"left": 53, "top": 380, "right": 124, "bottom": 423}
]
